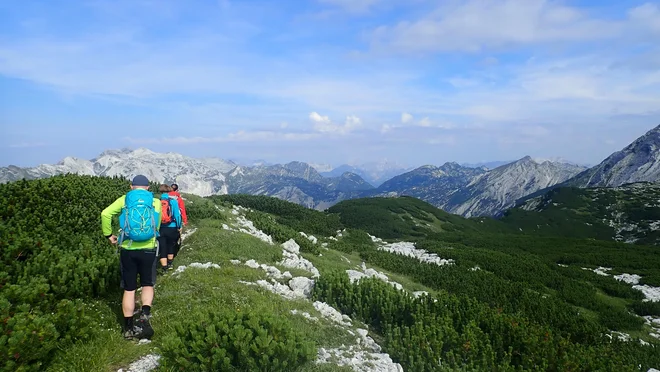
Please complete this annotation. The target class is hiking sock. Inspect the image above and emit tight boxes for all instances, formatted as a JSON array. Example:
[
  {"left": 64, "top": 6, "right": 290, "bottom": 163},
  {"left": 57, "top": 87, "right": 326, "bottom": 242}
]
[
  {"left": 124, "top": 317, "right": 134, "bottom": 331},
  {"left": 141, "top": 305, "right": 151, "bottom": 317}
]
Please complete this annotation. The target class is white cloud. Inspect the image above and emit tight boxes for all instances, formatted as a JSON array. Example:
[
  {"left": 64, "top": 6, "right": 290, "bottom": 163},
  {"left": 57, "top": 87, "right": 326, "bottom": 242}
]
[
  {"left": 310, "top": 111, "right": 362, "bottom": 135},
  {"left": 369, "top": 0, "right": 658, "bottom": 54},
  {"left": 309, "top": 111, "right": 331, "bottom": 125},
  {"left": 628, "top": 3, "right": 660, "bottom": 33},
  {"left": 3, "top": 0, "right": 660, "bottom": 166}
]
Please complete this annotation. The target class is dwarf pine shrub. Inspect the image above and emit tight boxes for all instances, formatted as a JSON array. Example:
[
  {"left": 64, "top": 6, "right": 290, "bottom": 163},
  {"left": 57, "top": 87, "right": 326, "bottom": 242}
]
[{"left": 160, "top": 310, "right": 315, "bottom": 371}]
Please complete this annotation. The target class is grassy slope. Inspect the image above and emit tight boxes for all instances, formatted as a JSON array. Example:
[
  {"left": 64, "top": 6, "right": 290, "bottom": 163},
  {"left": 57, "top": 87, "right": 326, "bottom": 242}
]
[
  {"left": 46, "top": 192, "right": 660, "bottom": 370},
  {"left": 326, "top": 195, "right": 514, "bottom": 241},
  {"left": 321, "top": 195, "right": 660, "bottom": 341},
  {"left": 48, "top": 196, "right": 437, "bottom": 372},
  {"left": 500, "top": 183, "right": 660, "bottom": 245}
]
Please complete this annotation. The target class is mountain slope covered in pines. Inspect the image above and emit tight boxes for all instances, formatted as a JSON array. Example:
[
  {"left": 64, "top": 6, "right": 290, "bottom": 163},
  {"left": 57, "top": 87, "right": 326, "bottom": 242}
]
[
  {"left": 501, "top": 182, "right": 660, "bottom": 245},
  {"left": 4, "top": 174, "right": 660, "bottom": 371}
]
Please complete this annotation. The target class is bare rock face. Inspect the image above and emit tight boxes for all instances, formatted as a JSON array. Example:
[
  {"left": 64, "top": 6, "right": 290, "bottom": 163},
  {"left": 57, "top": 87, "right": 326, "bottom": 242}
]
[
  {"left": 0, "top": 148, "right": 373, "bottom": 208},
  {"left": 566, "top": 124, "right": 660, "bottom": 188},
  {"left": 369, "top": 157, "right": 586, "bottom": 217}
]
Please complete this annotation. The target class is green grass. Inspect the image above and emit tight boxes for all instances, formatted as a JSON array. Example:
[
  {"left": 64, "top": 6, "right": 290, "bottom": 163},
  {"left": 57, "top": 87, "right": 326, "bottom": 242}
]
[
  {"left": 42, "top": 192, "right": 660, "bottom": 371},
  {"left": 46, "top": 298, "right": 154, "bottom": 372},
  {"left": 48, "top": 212, "right": 392, "bottom": 372},
  {"left": 302, "top": 246, "right": 439, "bottom": 298},
  {"left": 501, "top": 183, "right": 660, "bottom": 245},
  {"left": 327, "top": 196, "right": 514, "bottom": 241}
]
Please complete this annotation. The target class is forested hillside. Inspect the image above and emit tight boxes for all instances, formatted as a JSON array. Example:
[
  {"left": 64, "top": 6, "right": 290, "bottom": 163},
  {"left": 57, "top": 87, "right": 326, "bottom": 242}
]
[
  {"left": 326, "top": 196, "right": 513, "bottom": 240},
  {"left": 2, "top": 175, "right": 660, "bottom": 371},
  {"left": 502, "top": 182, "right": 660, "bottom": 245},
  {"left": 0, "top": 175, "right": 130, "bottom": 371},
  {"left": 227, "top": 193, "right": 660, "bottom": 370}
]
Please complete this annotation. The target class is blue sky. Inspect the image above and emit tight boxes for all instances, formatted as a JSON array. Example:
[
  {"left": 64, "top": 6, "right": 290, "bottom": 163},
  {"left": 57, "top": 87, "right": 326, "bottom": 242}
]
[{"left": 1, "top": 0, "right": 659, "bottom": 168}]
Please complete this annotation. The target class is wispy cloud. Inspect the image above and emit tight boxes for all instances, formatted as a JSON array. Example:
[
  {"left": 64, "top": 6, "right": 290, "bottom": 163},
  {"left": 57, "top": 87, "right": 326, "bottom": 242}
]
[
  {"left": 1, "top": 0, "right": 659, "bottom": 167},
  {"left": 369, "top": 0, "right": 659, "bottom": 54}
]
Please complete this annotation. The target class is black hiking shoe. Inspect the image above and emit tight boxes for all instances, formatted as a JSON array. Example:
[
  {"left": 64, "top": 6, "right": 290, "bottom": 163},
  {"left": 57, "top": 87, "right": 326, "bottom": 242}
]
[
  {"left": 166, "top": 263, "right": 174, "bottom": 271},
  {"left": 135, "top": 312, "right": 154, "bottom": 340},
  {"left": 160, "top": 266, "right": 168, "bottom": 275},
  {"left": 123, "top": 325, "right": 144, "bottom": 340}
]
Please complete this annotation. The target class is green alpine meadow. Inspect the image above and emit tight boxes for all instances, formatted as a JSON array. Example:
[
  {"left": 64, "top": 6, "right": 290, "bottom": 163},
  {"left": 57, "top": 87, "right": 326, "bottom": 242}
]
[{"left": 2, "top": 174, "right": 660, "bottom": 371}]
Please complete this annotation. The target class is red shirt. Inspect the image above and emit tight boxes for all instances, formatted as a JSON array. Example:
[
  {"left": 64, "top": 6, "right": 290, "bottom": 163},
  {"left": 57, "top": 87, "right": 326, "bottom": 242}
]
[{"left": 168, "top": 191, "right": 188, "bottom": 225}]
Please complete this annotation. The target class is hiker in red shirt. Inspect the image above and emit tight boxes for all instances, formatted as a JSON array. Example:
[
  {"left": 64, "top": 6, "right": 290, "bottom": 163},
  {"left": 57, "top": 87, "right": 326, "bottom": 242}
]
[
  {"left": 169, "top": 183, "right": 188, "bottom": 258},
  {"left": 169, "top": 183, "right": 188, "bottom": 226}
]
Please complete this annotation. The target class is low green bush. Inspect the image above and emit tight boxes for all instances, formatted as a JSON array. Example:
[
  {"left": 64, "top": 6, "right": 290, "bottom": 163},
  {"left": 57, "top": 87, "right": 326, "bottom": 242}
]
[
  {"left": 185, "top": 196, "right": 226, "bottom": 221},
  {"left": 160, "top": 310, "right": 315, "bottom": 371},
  {"left": 0, "top": 174, "right": 127, "bottom": 371},
  {"left": 214, "top": 194, "right": 342, "bottom": 236},
  {"left": 631, "top": 300, "right": 660, "bottom": 317},
  {"left": 326, "top": 228, "right": 375, "bottom": 254},
  {"left": 244, "top": 210, "right": 319, "bottom": 254}
]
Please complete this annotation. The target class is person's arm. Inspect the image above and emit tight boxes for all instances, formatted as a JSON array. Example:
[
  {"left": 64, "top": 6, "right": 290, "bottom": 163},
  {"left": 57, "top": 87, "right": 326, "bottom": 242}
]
[
  {"left": 101, "top": 196, "right": 124, "bottom": 243},
  {"left": 178, "top": 196, "right": 188, "bottom": 225}
]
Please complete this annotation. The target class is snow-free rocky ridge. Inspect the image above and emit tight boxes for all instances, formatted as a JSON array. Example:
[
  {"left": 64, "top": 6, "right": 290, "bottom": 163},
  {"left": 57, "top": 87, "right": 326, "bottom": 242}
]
[
  {"left": 0, "top": 147, "right": 373, "bottom": 210},
  {"left": 4, "top": 124, "right": 660, "bottom": 218},
  {"left": 370, "top": 157, "right": 586, "bottom": 217},
  {"left": 567, "top": 124, "right": 660, "bottom": 188},
  {"left": 3, "top": 147, "right": 588, "bottom": 217}
]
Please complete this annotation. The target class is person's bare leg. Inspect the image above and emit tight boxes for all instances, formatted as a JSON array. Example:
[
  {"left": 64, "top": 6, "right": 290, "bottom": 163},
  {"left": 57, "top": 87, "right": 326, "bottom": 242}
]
[
  {"left": 141, "top": 286, "right": 154, "bottom": 307},
  {"left": 122, "top": 290, "right": 135, "bottom": 317},
  {"left": 167, "top": 254, "right": 174, "bottom": 261},
  {"left": 159, "top": 257, "right": 167, "bottom": 267}
]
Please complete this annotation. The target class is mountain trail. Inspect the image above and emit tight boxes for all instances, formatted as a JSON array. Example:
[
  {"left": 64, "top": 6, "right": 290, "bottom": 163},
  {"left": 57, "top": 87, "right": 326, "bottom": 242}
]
[{"left": 121, "top": 206, "right": 404, "bottom": 372}]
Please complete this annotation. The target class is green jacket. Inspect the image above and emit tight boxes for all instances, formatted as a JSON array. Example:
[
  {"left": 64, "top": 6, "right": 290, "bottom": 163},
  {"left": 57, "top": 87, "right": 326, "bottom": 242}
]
[{"left": 101, "top": 194, "right": 162, "bottom": 250}]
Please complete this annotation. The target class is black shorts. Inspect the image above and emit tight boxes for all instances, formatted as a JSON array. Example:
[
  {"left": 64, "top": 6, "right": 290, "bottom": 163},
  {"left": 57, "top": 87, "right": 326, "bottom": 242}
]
[
  {"left": 158, "top": 227, "right": 179, "bottom": 259},
  {"left": 120, "top": 248, "right": 158, "bottom": 291}
]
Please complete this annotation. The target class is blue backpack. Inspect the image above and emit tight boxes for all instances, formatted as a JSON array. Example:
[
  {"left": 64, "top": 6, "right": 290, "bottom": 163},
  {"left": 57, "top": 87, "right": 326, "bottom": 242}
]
[{"left": 119, "top": 189, "right": 158, "bottom": 245}]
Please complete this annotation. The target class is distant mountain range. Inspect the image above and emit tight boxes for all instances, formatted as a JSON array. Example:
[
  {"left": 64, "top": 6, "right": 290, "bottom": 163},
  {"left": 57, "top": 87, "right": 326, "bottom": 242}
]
[
  {"left": 461, "top": 160, "right": 514, "bottom": 169},
  {"left": 319, "top": 160, "right": 413, "bottom": 187},
  {"left": 2, "top": 124, "right": 659, "bottom": 217},
  {"left": 367, "top": 157, "right": 587, "bottom": 218}
]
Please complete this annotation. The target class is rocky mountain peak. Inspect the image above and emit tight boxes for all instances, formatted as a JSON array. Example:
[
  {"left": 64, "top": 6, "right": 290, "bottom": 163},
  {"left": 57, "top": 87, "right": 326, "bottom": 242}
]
[{"left": 566, "top": 124, "right": 660, "bottom": 188}]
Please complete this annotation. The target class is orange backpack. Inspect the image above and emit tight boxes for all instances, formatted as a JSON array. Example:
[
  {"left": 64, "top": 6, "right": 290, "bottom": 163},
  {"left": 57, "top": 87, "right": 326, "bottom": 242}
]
[{"left": 161, "top": 198, "right": 173, "bottom": 224}]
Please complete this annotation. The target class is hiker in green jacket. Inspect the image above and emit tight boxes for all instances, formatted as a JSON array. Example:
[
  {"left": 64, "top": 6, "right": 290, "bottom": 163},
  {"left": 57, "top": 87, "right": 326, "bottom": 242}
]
[{"left": 101, "top": 175, "right": 162, "bottom": 340}]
